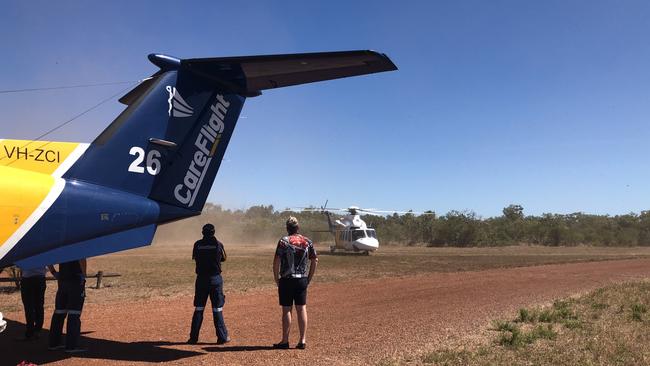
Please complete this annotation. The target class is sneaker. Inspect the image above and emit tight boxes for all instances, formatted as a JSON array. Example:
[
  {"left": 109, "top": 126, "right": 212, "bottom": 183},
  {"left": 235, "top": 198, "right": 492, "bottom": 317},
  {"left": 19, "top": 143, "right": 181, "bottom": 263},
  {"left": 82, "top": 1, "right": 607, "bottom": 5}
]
[
  {"left": 186, "top": 338, "right": 198, "bottom": 345},
  {"left": 272, "top": 342, "right": 289, "bottom": 349},
  {"left": 65, "top": 347, "right": 87, "bottom": 354},
  {"left": 296, "top": 342, "right": 306, "bottom": 350},
  {"left": 48, "top": 344, "right": 65, "bottom": 351},
  {"left": 216, "top": 337, "right": 231, "bottom": 345}
]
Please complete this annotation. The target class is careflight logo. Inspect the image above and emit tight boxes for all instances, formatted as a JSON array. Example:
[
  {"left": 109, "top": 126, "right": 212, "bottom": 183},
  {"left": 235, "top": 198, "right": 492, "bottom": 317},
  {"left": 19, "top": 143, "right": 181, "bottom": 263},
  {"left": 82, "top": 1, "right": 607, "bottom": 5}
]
[
  {"left": 173, "top": 94, "right": 230, "bottom": 207},
  {"left": 166, "top": 86, "right": 194, "bottom": 118}
]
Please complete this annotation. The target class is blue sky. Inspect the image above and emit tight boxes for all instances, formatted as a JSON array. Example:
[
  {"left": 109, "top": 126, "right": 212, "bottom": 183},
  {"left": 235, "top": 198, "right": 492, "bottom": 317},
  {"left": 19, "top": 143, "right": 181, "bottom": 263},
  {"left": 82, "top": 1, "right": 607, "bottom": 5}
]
[{"left": 1, "top": 1, "right": 649, "bottom": 217}]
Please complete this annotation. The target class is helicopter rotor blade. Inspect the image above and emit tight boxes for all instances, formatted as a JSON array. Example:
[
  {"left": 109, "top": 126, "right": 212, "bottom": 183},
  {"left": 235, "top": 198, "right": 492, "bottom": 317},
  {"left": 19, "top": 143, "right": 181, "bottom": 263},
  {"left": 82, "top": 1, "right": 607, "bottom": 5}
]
[
  {"left": 284, "top": 205, "right": 435, "bottom": 216},
  {"left": 283, "top": 207, "right": 348, "bottom": 213},
  {"left": 356, "top": 208, "right": 435, "bottom": 215},
  {"left": 356, "top": 211, "right": 384, "bottom": 216}
]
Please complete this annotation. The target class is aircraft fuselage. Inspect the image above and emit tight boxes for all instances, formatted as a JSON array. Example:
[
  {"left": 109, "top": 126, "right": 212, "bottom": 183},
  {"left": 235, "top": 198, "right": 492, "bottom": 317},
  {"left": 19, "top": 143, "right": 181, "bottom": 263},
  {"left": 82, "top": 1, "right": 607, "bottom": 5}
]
[{"left": 0, "top": 165, "right": 171, "bottom": 268}]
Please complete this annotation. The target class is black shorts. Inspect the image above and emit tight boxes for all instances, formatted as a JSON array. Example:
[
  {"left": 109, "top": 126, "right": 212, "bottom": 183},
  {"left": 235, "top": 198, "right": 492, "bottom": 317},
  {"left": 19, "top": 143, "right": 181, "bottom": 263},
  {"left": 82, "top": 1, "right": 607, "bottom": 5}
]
[{"left": 278, "top": 278, "right": 308, "bottom": 306}]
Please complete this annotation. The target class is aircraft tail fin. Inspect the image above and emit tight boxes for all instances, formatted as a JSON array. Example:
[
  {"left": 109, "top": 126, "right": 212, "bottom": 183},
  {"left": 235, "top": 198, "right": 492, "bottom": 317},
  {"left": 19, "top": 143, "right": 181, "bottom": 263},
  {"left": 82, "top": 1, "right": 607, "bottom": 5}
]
[
  {"left": 63, "top": 51, "right": 397, "bottom": 214},
  {"left": 324, "top": 211, "right": 337, "bottom": 233}
]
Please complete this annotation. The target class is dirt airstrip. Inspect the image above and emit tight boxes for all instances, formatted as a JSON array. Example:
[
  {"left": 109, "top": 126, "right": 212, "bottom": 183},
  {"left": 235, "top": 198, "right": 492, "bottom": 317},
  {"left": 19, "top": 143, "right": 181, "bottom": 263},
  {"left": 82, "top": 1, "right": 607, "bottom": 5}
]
[{"left": 2, "top": 258, "right": 650, "bottom": 365}]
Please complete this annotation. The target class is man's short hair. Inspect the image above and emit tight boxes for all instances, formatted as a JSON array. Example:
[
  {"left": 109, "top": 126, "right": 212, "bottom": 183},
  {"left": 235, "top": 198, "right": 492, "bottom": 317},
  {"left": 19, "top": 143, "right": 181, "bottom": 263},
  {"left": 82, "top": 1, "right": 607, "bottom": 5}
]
[
  {"left": 286, "top": 216, "right": 299, "bottom": 234},
  {"left": 202, "top": 224, "right": 215, "bottom": 236}
]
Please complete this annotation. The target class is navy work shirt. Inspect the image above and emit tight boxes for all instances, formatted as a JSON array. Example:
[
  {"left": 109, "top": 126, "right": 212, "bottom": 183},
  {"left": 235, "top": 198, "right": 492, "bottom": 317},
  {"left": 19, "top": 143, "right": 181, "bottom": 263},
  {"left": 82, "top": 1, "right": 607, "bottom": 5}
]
[
  {"left": 58, "top": 261, "right": 84, "bottom": 281},
  {"left": 192, "top": 236, "right": 226, "bottom": 276}
]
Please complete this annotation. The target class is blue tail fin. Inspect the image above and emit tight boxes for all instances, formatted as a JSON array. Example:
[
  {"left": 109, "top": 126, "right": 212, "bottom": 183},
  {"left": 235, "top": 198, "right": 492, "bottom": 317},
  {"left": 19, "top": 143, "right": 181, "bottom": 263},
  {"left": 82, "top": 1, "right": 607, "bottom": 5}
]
[
  {"left": 64, "top": 58, "right": 243, "bottom": 215},
  {"left": 64, "top": 51, "right": 397, "bottom": 213},
  {"left": 148, "top": 91, "right": 244, "bottom": 212}
]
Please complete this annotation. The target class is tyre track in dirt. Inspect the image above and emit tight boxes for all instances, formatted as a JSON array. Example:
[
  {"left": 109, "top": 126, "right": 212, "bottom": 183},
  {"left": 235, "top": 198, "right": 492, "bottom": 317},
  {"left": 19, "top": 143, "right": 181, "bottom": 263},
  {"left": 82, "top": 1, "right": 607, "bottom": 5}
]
[{"left": 3, "top": 258, "right": 650, "bottom": 365}]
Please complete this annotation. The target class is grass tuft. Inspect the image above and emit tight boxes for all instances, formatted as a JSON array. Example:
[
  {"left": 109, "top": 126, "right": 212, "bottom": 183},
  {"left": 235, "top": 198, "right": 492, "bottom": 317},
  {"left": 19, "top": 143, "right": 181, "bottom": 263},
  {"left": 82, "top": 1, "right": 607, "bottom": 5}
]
[
  {"left": 376, "top": 358, "right": 400, "bottom": 366},
  {"left": 497, "top": 323, "right": 557, "bottom": 348},
  {"left": 529, "top": 324, "right": 557, "bottom": 341},
  {"left": 492, "top": 320, "right": 517, "bottom": 332},
  {"left": 562, "top": 319, "right": 582, "bottom": 329},
  {"left": 517, "top": 308, "right": 537, "bottom": 323},
  {"left": 417, "top": 281, "right": 650, "bottom": 365},
  {"left": 498, "top": 325, "right": 525, "bottom": 347},
  {"left": 591, "top": 302, "right": 608, "bottom": 310},
  {"left": 538, "top": 309, "right": 554, "bottom": 323},
  {"left": 631, "top": 303, "right": 647, "bottom": 321},
  {"left": 553, "top": 300, "right": 574, "bottom": 320},
  {"left": 422, "top": 349, "right": 472, "bottom": 365}
]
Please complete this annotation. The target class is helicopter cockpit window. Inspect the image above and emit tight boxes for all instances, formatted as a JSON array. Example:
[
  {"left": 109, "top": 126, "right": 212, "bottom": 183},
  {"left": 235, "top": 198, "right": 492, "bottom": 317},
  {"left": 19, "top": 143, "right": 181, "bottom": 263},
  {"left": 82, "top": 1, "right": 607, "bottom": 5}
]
[
  {"left": 366, "top": 230, "right": 377, "bottom": 238},
  {"left": 352, "top": 230, "right": 366, "bottom": 240}
]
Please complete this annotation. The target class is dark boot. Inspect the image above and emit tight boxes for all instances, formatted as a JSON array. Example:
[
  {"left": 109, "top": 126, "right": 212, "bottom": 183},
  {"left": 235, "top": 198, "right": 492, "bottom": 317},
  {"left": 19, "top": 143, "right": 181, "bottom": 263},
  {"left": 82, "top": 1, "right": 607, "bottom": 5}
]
[
  {"left": 48, "top": 312, "right": 66, "bottom": 348},
  {"left": 65, "top": 312, "right": 82, "bottom": 350}
]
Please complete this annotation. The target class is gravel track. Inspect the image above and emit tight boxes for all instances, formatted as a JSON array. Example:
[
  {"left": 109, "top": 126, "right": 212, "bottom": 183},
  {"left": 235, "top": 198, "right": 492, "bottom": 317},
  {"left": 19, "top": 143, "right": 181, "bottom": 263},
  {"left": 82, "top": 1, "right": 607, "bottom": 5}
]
[{"left": 3, "top": 258, "right": 650, "bottom": 366}]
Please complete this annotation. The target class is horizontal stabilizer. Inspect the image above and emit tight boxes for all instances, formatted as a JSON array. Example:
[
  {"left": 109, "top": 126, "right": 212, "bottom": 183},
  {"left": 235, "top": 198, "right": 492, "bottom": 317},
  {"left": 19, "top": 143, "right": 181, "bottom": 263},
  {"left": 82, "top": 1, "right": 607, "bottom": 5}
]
[
  {"left": 15, "top": 225, "right": 156, "bottom": 268},
  {"left": 181, "top": 50, "right": 398, "bottom": 94},
  {"left": 118, "top": 72, "right": 161, "bottom": 105}
]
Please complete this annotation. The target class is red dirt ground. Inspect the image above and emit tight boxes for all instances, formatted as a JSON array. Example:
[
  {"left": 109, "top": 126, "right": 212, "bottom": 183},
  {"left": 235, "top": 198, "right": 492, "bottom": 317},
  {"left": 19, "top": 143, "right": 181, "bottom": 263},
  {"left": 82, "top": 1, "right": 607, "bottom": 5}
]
[{"left": 3, "top": 258, "right": 650, "bottom": 366}]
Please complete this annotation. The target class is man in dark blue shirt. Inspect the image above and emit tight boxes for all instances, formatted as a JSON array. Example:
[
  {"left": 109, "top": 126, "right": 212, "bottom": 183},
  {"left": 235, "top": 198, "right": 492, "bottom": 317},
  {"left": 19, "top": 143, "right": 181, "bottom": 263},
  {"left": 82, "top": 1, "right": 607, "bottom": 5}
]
[
  {"left": 188, "top": 224, "right": 230, "bottom": 345},
  {"left": 273, "top": 217, "right": 318, "bottom": 350},
  {"left": 47, "top": 259, "right": 86, "bottom": 353}
]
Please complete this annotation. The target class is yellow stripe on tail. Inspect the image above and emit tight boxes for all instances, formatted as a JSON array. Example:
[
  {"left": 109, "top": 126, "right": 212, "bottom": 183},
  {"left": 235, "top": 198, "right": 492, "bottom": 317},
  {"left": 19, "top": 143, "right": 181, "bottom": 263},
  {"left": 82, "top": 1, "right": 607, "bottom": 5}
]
[{"left": 0, "top": 140, "right": 85, "bottom": 175}]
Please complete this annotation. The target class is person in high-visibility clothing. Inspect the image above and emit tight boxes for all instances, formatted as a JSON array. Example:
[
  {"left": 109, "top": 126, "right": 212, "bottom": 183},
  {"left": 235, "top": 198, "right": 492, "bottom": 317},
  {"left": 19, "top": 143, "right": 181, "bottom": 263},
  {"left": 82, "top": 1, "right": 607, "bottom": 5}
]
[
  {"left": 47, "top": 259, "right": 87, "bottom": 353},
  {"left": 187, "top": 224, "right": 230, "bottom": 345}
]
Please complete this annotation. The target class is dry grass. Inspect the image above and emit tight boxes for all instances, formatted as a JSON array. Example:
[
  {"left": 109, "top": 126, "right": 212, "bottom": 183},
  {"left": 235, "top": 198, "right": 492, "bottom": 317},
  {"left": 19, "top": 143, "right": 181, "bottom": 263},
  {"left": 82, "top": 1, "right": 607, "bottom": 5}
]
[
  {"left": 416, "top": 281, "right": 650, "bottom": 365},
  {"left": 2, "top": 241, "right": 650, "bottom": 312}
]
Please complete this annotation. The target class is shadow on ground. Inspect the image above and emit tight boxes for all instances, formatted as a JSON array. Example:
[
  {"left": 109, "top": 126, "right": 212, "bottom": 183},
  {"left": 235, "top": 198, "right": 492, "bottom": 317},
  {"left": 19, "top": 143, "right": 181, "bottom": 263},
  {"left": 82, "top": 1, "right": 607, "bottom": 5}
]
[
  {"left": 319, "top": 251, "right": 370, "bottom": 257},
  {"left": 203, "top": 345, "right": 275, "bottom": 352},
  {"left": 0, "top": 318, "right": 203, "bottom": 365}
]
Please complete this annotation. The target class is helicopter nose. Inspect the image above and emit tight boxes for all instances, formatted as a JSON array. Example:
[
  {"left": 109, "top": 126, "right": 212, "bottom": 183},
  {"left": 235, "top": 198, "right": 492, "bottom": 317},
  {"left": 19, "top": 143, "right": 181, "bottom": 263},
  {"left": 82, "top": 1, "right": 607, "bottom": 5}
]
[{"left": 353, "top": 238, "right": 379, "bottom": 251}]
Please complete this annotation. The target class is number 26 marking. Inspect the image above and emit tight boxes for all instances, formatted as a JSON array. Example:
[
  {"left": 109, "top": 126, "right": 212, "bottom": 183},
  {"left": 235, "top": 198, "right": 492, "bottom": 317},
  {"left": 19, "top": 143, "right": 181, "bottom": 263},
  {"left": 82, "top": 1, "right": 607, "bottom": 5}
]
[{"left": 128, "top": 147, "right": 161, "bottom": 175}]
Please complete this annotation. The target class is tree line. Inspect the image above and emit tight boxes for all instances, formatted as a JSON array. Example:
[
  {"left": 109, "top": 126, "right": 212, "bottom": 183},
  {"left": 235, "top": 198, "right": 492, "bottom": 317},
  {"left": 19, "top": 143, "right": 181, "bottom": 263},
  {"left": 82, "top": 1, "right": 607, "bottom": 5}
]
[{"left": 156, "top": 203, "right": 650, "bottom": 247}]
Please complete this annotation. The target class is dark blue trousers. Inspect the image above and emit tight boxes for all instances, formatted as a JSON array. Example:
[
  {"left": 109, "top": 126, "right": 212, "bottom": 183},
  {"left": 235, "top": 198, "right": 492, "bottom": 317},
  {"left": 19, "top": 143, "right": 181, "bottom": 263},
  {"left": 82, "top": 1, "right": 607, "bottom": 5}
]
[
  {"left": 190, "top": 275, "right": 228, "bottom": 342},
  {"left": 49, "top": 279, "right": 85, "bottom": 349},
  {"left": 20, "top": 276, "right": 46, "bottom": 338}
]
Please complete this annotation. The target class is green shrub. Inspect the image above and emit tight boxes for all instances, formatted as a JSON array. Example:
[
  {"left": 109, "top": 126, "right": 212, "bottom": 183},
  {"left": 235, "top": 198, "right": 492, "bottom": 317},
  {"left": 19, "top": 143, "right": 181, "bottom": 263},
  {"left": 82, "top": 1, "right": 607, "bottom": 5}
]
[
  {"left": 498, "top": 325, "right": 525, "bottom": 347},
  {"left": 631, "top": 303, "right": 647, "bottom": 321}
]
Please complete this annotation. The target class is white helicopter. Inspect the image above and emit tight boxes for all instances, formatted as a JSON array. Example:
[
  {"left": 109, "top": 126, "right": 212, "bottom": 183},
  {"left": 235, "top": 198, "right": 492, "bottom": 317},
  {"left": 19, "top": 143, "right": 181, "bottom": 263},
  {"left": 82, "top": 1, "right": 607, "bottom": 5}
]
[{"left": 296, "top": 202, "right": 422, "bottom": 255}]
